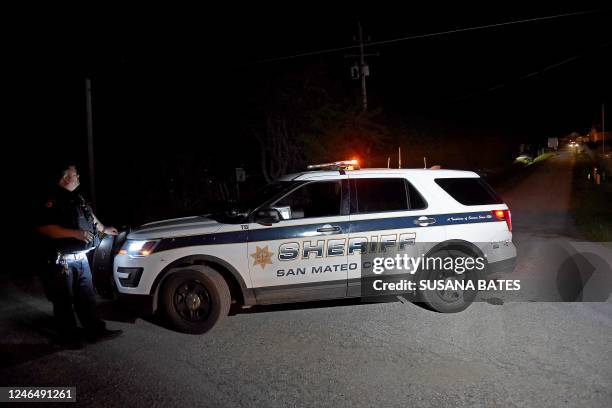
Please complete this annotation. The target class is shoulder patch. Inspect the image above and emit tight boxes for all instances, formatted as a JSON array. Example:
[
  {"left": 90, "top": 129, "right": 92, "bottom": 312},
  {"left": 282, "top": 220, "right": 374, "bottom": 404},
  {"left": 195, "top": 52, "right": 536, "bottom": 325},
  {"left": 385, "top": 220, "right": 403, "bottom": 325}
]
[{"left": 45, "top": 200, "right": 55, "bottom": 208}]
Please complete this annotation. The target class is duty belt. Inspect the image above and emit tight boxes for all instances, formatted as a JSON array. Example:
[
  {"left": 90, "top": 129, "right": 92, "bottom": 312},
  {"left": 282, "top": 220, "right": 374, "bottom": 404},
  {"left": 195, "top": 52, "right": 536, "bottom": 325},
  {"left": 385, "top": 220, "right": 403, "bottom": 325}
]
[{"left": 56, "top": 252, "right": 89, "bottom": 263}]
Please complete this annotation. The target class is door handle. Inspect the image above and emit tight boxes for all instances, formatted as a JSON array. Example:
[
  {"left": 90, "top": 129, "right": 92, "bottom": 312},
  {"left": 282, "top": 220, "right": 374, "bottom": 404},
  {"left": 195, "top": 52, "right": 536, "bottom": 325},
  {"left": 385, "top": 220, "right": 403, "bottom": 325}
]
[
  {"left": 414, "top": 216, "right": 436, "bottom": 227},
  {"left": 317, "top": 225, "right": 341, "bottom": 233}
]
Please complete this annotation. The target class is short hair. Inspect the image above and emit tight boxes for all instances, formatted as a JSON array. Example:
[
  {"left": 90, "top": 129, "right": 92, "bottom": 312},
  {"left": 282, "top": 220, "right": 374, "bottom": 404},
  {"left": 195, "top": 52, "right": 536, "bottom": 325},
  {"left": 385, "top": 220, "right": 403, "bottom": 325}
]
[{"left": 51, "top": 159, "right": 78, "bottom": 182}]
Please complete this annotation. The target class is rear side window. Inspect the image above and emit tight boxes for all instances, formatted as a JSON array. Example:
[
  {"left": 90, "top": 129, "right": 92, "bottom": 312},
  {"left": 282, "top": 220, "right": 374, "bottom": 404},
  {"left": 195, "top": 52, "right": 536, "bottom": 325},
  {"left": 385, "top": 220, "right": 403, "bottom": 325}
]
[
  {"left": 351, "top": 178, "right": 427, "bottom": 213},
  {"left": 435, "top": 178, "right": 502, "bottom": 206},
  {"left": 353, "top": 179, "right": 408, "bottom": 213},
  {"left": 407, "top": 181, "right": 427, "bottom": 210}
]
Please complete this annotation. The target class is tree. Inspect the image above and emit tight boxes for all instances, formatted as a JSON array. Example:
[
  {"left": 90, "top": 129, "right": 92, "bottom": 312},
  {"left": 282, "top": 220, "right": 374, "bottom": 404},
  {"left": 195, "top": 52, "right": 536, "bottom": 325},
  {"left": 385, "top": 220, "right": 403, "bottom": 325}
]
[
  {"left": 251, "top": 62, "right": 390, "bottom": 178},
  {"left": 256, "top": 115, "right": 305, "bottom": 183},
  {"left": 301, "top": 106, "right": 390, "bottom": 167}
]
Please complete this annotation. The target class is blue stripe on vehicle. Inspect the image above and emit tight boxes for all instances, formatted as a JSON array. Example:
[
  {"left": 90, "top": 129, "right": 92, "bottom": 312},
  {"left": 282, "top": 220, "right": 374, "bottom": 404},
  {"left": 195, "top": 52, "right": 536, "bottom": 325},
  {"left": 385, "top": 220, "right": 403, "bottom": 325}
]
[
  {"left": 348, "top": 211, "right": 496, "bottom": 233},
  {"left": 153, "top": 211, "right": 499, "bottom": 252}
]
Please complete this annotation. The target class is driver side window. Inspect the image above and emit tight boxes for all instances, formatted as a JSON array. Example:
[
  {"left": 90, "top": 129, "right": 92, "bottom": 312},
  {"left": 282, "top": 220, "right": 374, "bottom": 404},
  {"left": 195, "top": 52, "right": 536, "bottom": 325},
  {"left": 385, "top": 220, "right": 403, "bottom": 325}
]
[{"left": 273, "top": 181, "right": 342, "bottom": 219}]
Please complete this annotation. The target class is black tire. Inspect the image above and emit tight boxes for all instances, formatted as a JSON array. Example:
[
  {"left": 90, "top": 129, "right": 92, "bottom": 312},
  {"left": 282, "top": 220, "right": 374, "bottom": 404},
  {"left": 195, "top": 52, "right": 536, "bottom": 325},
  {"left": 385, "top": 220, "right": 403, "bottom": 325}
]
[
  {"left": 160, "top": 265, "right": 231, "bottom": 334},
  {"left": 417, "top": 249, "right": 478, "bottom": 313}
]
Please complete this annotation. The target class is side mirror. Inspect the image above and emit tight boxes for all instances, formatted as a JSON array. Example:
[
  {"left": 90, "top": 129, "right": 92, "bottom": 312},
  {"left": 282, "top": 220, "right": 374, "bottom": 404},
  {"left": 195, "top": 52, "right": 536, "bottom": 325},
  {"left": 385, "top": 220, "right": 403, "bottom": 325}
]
[{"left": 254, "top": 208, "right": 281, "bottom": 225}]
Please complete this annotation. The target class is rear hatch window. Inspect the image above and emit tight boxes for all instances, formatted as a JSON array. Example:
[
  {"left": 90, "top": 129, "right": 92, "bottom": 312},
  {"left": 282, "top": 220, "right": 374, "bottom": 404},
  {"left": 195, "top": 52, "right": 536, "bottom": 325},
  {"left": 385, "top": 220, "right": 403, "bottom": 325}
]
[{"left": 434, "top": 178, "right": 503, "bottom": 206}]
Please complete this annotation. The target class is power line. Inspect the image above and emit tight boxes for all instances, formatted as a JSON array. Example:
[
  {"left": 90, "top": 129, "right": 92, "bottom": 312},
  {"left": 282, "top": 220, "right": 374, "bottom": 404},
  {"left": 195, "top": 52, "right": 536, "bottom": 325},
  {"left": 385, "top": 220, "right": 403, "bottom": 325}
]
[
  {"left": 241, "top": 8, "right": 610, "bottom": 65},
  {"left": 447, "top": 42, "right": 611, "bottom": 103},
  {"left": 366, "top": 9, "right": 609, "bottom": 47}
]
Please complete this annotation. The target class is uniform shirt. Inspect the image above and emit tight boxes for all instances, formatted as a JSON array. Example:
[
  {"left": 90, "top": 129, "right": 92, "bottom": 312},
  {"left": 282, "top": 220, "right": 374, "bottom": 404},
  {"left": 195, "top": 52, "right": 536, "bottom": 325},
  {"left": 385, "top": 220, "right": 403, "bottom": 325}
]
[{"left": 36, "top": 185, "right": 97, "bottom": 255}]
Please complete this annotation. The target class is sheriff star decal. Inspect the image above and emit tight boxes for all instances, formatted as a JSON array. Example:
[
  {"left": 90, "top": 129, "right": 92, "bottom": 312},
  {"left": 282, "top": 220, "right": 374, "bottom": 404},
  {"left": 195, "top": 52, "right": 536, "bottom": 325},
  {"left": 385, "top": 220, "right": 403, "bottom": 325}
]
[{"left": 250, "top": 246, "right": 274, "bottom": 269}]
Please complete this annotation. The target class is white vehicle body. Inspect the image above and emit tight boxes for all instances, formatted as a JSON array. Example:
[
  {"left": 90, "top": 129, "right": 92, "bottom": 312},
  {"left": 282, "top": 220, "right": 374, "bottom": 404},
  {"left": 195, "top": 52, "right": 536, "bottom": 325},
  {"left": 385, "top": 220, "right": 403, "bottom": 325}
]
[{"left": 114, "top": 168, "right": 516, "bottom": 316}]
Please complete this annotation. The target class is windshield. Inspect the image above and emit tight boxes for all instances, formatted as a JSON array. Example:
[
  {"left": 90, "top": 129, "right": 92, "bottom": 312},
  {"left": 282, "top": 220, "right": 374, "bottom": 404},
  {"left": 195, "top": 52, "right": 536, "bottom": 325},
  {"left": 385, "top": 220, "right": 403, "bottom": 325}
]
[{"left": 209, "top": 180, "right": 303, "bottom": 223}]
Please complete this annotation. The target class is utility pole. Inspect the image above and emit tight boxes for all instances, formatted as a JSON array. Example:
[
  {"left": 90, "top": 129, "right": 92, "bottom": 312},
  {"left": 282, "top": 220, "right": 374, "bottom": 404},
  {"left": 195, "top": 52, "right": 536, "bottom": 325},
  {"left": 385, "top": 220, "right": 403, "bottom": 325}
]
[
  {"left": 346, "top": 22, "right": 377, "bottom": 112},
  {"left": 85, "top": 78, "right": 96, "bottom": 210},
  {"left": 358, "top": 22, "right": 367, "bottom": 112},
  {"left": 603, "top": 102, "right": 606, "bottom": 153}
]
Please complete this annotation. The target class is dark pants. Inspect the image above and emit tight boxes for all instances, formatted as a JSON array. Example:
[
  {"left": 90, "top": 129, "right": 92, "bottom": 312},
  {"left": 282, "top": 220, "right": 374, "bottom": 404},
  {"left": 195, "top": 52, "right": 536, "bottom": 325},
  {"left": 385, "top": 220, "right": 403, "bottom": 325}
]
[{"left": 42, "top": 255, "right": 106, "bottom": 338}]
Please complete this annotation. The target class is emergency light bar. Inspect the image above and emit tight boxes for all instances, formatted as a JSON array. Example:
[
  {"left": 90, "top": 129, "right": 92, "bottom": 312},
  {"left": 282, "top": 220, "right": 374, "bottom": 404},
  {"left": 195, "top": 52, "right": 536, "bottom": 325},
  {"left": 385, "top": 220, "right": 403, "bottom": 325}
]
[{"left": 307, "top": 160, "right": 360, "bottom": 171}]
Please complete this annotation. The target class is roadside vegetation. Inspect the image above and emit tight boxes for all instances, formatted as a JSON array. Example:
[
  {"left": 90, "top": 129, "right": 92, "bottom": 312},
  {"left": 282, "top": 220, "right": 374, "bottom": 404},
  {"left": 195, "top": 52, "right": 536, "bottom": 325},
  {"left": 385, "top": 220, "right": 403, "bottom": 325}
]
[
  {"left": 489, "top": 151, "right": 557, "bottom": 193},
  {"left": 571, "top": 152, "right": 612, "bottom": 242},
  {"left": 532, "top": 152, "right": 556, "bottom": 163}
]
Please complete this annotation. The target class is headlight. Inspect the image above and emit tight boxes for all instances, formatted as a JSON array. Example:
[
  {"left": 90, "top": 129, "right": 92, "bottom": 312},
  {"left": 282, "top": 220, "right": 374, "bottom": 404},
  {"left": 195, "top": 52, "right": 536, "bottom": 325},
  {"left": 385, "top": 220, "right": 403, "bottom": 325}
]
[{"left": 119, "top": 240, "right": 159, "bottom": 257}]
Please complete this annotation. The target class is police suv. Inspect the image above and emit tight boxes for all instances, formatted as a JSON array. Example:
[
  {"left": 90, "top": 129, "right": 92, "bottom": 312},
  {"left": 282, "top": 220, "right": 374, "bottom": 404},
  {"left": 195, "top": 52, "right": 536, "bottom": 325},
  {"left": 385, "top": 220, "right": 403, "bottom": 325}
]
[{"left": 113, "top": 161, "right": 516, "bottom": 333}]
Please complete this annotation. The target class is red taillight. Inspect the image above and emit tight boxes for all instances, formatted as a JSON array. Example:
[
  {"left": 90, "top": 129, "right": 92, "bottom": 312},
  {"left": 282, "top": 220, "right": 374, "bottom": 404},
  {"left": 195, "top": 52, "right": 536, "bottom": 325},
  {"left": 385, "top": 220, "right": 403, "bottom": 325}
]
[{"left": 492, "top": 209, "right": 512, "bottom": 231}]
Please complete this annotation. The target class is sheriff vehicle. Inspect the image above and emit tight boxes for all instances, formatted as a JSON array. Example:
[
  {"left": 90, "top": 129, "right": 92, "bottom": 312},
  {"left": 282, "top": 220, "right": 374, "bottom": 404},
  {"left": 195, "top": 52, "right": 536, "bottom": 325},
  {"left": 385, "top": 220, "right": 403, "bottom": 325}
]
[{"left": 113, "top": 160, "right": 516, "bottom": 333}]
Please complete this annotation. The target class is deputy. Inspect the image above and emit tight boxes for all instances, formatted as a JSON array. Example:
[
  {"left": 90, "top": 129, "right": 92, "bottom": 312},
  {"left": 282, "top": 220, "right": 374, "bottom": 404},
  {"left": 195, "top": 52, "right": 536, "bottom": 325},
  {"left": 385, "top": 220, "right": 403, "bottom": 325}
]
[{"left": 36, "top": 161, "right": 122, "bottom": 348}]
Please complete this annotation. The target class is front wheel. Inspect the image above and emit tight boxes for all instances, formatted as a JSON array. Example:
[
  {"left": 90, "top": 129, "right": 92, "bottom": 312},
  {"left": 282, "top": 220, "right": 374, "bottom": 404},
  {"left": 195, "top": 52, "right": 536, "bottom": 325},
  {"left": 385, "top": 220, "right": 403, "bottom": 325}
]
[{"left": 160, "top": 265, "right": 231, "bottom": 334}]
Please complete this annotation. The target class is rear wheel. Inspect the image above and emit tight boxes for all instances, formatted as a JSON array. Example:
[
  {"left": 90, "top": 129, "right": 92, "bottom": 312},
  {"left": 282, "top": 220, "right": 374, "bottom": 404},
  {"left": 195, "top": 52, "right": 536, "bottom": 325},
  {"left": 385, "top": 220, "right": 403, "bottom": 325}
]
[
  {"left": 161, "top": 265, "right": 231, "bottom": 334},
  {"left": 417, "top": 249, "right": 478, "bottom": 313}
]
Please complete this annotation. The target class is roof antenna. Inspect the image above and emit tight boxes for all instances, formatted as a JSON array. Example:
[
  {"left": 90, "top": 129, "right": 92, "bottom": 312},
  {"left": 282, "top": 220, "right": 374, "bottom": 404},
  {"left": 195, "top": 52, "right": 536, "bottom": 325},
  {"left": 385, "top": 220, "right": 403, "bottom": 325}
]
[{"left": 398, "top": 147, "right": 401, "bottom": 169}]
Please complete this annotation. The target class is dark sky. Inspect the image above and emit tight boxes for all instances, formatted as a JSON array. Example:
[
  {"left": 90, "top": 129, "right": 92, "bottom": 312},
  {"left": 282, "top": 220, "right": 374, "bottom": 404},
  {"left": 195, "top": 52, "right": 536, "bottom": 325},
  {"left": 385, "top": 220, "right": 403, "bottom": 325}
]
[
  {"left": 16, "top": 5, "right": 611, "bottom": 137},
  {"left": 11, "top": 5, "right": 612, "bottom": 212}
]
